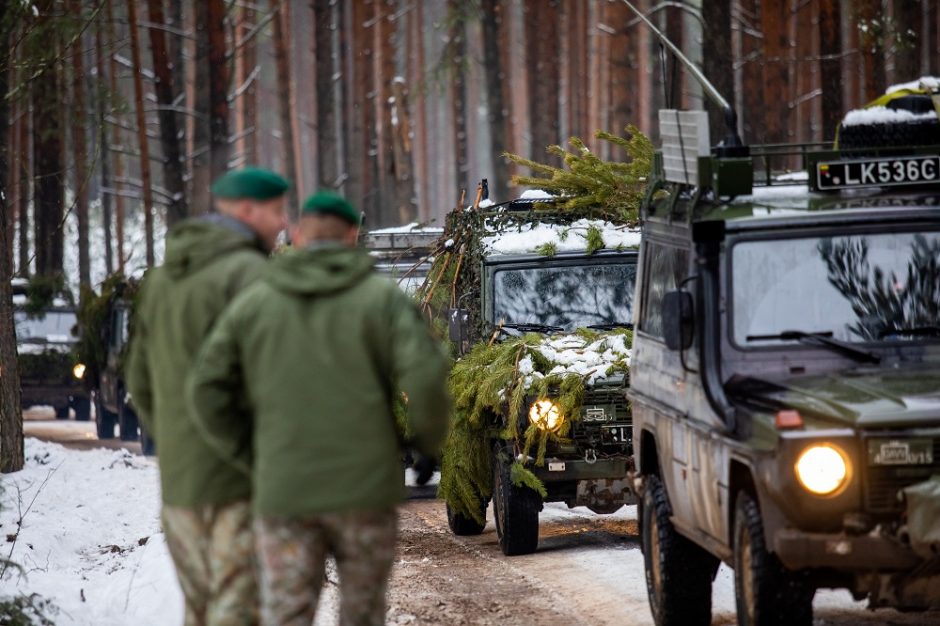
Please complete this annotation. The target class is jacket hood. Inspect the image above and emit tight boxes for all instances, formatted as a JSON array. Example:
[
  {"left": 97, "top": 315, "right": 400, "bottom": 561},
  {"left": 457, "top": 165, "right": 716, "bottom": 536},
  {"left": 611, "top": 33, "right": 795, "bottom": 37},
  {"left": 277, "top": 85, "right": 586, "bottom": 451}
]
[
  {"left": 266, "top": 244, "right": 375, "bottom": 296},
  {"left": 163, "top": 217, "right": 263, "bottom": 279},
  {"left": 728, "top": 363, "right": 940, "bottom": 429}
]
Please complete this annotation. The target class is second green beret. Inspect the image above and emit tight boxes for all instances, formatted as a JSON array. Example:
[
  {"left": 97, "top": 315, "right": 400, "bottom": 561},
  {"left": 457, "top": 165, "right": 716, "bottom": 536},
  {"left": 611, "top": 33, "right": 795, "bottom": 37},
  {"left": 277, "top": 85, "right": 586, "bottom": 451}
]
[
  {"left": 211, "top": 167, "right": 290, "bottom": 200},
  {"left": 302, "top": 190, "right": 362, "bottom": 225}
]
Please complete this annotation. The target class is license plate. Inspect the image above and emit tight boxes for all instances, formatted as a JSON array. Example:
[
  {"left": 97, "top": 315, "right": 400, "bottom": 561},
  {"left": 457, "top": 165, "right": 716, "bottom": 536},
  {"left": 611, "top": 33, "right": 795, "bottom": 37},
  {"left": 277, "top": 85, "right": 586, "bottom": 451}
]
[
  {"left": 584, "top": 406, "right": 607, "bottom": 422},
  {"left": 868, "top": 439, "right": 934, "bottom": 466},
  {"left": 816, "top": 155, "right": 940, "bottom": 190},
  {"left": 602, "top": 425, "right": 630, "bottom": 444}
]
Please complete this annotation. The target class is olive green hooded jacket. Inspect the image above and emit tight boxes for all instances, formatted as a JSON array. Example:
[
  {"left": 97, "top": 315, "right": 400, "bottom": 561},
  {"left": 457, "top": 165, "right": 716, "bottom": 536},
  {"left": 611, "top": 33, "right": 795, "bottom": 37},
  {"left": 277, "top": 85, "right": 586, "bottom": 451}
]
[
  {"left": 126, "top": 216, "right": 268, "bottom": 507},
  {"left": 187, "top": 244, "right": 450, "bottom": 516}
]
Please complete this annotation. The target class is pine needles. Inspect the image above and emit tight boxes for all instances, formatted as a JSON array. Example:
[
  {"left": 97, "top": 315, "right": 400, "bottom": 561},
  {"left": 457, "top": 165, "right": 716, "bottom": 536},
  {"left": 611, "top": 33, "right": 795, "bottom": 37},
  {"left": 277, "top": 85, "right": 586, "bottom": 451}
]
[{"left": 503, "top": 125, "right": 653, "bottom": 223}]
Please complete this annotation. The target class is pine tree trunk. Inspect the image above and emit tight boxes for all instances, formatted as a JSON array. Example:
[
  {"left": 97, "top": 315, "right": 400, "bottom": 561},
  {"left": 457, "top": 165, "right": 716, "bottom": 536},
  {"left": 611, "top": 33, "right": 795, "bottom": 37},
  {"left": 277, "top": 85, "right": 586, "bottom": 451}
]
[
  {"left": 760, "top": 0, "right": 789, "bottom": 144},
  {"left": 525, "top": 0, "right": 560, "bottom": 163},
  {"left": 167, "top": 0, "right": 185, "bottom": 136},
  {"left": 347, "top": 0, "right": 376, "bottom": 217},
  {"left": 7, "top": 81, "right": 18, "bottom": 272},
  {"left": 207, "top": 0, "right": 230, "bottom": 182},
  {"left": 241, "top": 5, "right": 259, "bottom": 166},
  {"left": 192, "top": 1, "right": 212, "bottom": 212},
  {"left": 313, "top": 0, "right": 339, "bottom": 189},
  {"left": 127, "top": 0, "right": 155, "bottom": 267},
  {"left": 819, "top": 0, "right": 843, "bottom": 141},
  {"left": 106, "top": 0, "right": 125, "bottom": 272},
  {"left": 892, "top": 0, "right": 921, "bottom": 82},
  {"left": 271, "top": 0, "right": 299, "bottom": 212},
  {"left": 450, "top": 1, "right": 469, "bottom": 201},
  {"left": 857, "top": 0, "right": 886, "bottom": 101},
  {"left": 702, "top": 0, "right": 734, "bottom": 146},
  {"left": 481, "top": 0, "right": 509, "bottom": 203},
  {"left": 0, "top": 0, "right": 25, "bottom": 473},
  {"left": 32, "top": 34, "right": 65, "bottom": 277},
  {"left": 69, "top": 0, "right": 90, "bottom": 288},
  {"left": 147, "top": 0, "right": 187, "bottom": 226},
  {"left": 95, "top": 10, "right": 113, "bottom": 275},
  {"left": 17, "top": 99, "right": 29, "bottom": 277}
]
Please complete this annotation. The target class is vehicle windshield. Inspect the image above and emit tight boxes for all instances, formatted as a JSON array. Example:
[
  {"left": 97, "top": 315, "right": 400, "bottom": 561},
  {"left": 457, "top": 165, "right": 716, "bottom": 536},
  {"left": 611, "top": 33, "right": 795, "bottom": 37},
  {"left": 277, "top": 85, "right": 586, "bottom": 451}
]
[
  {"left": 14, "top": 310, "right": 79, "bottom": 343},
  {"left": 732, "top": 230, "right": 940, "bottom": 346},
  {"left": 492, "top": 261, "right": 636, "bottom": 332}
]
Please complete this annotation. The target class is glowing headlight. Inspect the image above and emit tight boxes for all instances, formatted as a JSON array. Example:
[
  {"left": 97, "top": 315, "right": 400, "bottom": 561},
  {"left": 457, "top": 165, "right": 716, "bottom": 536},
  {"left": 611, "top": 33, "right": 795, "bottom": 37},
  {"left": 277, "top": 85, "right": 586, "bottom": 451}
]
[
  {"left": 72, "top": 363, "right": 86, "bottom": 380},
  {"left": 528, "top": 399, "right": 563, "bottom": 432},
  {"left": 795, "top": 444, "right": 849, "bottom": 496}
]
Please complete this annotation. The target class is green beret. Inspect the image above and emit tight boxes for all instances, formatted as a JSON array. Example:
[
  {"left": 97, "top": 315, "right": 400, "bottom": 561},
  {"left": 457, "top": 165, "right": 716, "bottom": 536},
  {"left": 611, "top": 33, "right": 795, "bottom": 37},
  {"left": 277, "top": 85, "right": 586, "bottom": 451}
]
[
  {"left": 211, "top": 167, "right": 290, "bottom": 200},
  {"left": 302, "top": 190, "right": 362, "bottom": 225}
]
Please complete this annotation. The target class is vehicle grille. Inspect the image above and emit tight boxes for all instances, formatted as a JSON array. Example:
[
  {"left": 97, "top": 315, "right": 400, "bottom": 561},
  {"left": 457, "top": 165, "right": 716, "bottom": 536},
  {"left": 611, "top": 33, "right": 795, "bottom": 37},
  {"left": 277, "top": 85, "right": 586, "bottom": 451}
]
[
  {"left": 864, "top": 437, "right": 940, "bottom": 513},
  {"left": 570, "top": 388, "right": 632, "bottom": 453}
]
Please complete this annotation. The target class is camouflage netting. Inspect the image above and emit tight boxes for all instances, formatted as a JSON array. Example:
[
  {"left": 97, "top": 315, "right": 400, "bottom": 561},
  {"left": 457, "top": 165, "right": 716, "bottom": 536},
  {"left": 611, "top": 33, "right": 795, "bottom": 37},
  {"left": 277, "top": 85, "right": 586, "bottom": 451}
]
[{"left": 76, "top": 274, "right": 139, "bottom": 388}]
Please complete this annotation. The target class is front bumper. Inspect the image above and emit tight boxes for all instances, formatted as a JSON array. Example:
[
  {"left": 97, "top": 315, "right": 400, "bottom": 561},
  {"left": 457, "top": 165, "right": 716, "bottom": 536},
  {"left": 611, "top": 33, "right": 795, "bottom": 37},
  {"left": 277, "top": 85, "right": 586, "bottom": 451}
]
[
  {"left": 532, "top": 457, "right": 629, "bottom": 482},
  {"left": 774, "top": 527, "right": 920, "bottom": 571}
]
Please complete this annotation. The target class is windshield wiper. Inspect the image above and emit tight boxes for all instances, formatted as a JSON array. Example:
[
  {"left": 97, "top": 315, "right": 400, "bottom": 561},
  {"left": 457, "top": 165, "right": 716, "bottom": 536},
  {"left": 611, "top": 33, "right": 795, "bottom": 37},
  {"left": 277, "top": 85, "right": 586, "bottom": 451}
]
[
  {"left": 586, "top": 322, "right": 634, "bottom": 330},
  {"left": 499, "top": 322, "right": 564, "bottom": 334},
  {"left": 746, "top": 330, "right": 881, "bottom": 365},
  {"left": 878, "top": 325, "right": 940, "bottom": 338}
]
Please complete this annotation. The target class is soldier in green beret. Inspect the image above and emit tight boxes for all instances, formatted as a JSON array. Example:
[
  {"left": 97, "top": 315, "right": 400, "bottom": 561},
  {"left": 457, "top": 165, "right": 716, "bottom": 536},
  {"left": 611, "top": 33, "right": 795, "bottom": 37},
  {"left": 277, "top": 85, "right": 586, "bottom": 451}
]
[
  {"left": 127, "top": 167, "right": 290, "bottom": 626},
  {"left": 188, "top": 191, "right": 450, "bottom": 626}
]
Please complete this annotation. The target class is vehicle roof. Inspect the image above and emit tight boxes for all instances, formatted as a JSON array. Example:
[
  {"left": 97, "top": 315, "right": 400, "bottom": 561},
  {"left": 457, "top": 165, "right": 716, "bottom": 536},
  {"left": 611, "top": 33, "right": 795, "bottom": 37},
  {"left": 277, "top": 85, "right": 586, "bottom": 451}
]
[{"left": 484, "top": 248, "right": 639, "bottom": 265}]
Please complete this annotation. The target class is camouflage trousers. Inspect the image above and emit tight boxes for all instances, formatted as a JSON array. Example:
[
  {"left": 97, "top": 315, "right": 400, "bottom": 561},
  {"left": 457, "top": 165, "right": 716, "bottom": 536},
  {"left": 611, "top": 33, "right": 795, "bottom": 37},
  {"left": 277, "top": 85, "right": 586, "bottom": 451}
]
[
  {"left": 255, "top": 507, "right": 398, "bottom": 626},
  {"left": 162, "top": 500, "right": 259, "bottom": 626}
]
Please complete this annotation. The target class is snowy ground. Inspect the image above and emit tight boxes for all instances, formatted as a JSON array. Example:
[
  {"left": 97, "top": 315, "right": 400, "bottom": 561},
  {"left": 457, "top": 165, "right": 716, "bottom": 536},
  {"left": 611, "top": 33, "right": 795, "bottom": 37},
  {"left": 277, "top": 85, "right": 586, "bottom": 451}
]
[{"left": 4, "top": 436, "right": 940, "bottom": 625}]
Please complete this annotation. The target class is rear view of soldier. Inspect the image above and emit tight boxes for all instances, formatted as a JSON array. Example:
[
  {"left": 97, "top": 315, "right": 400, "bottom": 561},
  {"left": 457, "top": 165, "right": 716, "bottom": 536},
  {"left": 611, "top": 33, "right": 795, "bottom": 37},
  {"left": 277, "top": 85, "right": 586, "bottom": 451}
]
[
  {"left": 188, "top": 191, "right": 450, "bottom": 626},
  {"left": 126, "top": 167, "right": 289, "bottom": 626}
]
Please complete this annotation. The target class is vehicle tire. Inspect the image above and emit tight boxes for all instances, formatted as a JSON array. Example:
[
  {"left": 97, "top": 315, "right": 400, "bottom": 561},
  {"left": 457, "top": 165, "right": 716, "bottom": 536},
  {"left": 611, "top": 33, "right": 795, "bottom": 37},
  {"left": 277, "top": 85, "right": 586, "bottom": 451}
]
[
  {"left": 492, "top": 448, "right": 540, "bottom": 556},
  {"left": 839, "top": 117, "right": 940, "bottom": 155},
  {"left": 642, "top": 474, "right": 717, "bottom": 626},
  {"left": 733, "top": 490, "right": 813, "bottom": 626},
  {"left": 140, "top": 426, "right": 156, "bottom": 457},
  {"left": 72, "top": 396, "right": 91, "bottom": 422},
  {"left": 118, "top": 391, "right": 139, "bottom": 442},
  {"left": 95, "top": 394, "right": 117, "bottom": 440},
  {"left": 446, "top": 500, "right": 487, "bottom": 536},
  {"left": 55, "top": 404, "right": 70, "bottom": 419}
]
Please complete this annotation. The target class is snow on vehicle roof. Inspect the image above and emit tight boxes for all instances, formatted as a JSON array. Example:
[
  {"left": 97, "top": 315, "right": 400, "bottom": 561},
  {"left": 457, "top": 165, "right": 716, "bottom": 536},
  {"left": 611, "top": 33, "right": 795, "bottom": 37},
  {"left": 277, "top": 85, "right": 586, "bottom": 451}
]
[
  {"left": 368, "top": 222, "right": 443, "bottom": 235},
  {"left": 482, "top": 218, "right": 641, "bottom": 255},
  {"left": 517, "top": 332, "right": 631, "bottom": 387},
  {"left": 886, "top": 76, "right": 940, "bottom": 95},
  {"left": 519, "top": 189, "right": 555, "bottom": 200},
  {"left": 840, "top": 105, "right": 937, "bottom": 127}
]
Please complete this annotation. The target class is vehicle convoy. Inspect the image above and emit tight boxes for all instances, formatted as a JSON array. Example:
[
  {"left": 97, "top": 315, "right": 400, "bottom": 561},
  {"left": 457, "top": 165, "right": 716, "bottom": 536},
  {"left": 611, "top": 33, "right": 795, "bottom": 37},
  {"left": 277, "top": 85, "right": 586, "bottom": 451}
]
[
  {"left": 434, "top": 191, "right": 642, "bottom": 556},
  {"left": 12, "top": 279, "right": 90, "bottom": 421},
  {"left": 627, "top": 69, "right": 940, "bottom": 625}
]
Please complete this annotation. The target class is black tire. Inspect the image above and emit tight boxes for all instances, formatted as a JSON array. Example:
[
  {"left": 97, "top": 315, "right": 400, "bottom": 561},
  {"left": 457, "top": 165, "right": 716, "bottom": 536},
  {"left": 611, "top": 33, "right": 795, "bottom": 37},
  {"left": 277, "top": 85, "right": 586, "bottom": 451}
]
[
  {"left": 839, "top": 117, "right": 940, "bottom": 155},
  {"left": 446, "top": 500, "right": 486, "bottom": 536},
  {"left": 733, "top": 490, "right": 813, "bottom": 626},
  {"left": 54, "top": 404, "right": 69, "bottom": 419},
  {"left": 72, "top": 396, "right": 91, "bottom": 422},
  {"left": 492, "top": 448, "right": 540, "bottom": 556},
  {"left": 140, "top": 426, "right": 156, "bottom": 457},
  {"left": 95, "top": 394, "right": 117, "bottom": 440},
  {"left": 641, "top": 475, "right": 717, "bottom": 626},
  {"left": 118, "top": 392, "right": 139, "bottom": 442}
]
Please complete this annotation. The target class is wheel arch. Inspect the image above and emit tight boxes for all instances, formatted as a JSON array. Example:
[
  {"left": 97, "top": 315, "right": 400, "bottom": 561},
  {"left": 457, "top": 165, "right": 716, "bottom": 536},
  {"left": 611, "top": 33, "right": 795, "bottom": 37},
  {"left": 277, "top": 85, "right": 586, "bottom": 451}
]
[
  {"left": 639, "top": 427, "right": 660, "bottom": 477},
  {"left": 728, "top": 456, "right": 758, "bottom": 547}
]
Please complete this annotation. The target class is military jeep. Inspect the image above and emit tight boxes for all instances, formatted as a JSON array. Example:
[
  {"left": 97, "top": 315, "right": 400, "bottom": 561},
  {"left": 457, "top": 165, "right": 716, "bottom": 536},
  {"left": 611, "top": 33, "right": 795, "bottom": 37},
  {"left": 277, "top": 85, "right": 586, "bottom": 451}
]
[
  {"left": 437, "top": 194, "right": 640, "bottom": 556},
  {"left": 630, "top": 109, "right": 940, "bottom": 624},
  {"left": 13, "top": 286, "right": 90, "bottom": 421}
]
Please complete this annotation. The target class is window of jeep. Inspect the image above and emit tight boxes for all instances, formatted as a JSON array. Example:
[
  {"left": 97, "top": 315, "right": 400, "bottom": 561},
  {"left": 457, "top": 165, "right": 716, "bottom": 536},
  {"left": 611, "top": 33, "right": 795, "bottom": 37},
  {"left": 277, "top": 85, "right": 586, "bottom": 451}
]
[
  {"left": 14, "top": 310, "right": 79, "bottom": 343},
  {"left": 491, "top": 261, "right": 636, "bottom": 331},
  {"left": 732, "top": 229, "right": 940, "bottom": 346},
  {"left": 640, "top": 242, "right": 690, "bottom": 338}
]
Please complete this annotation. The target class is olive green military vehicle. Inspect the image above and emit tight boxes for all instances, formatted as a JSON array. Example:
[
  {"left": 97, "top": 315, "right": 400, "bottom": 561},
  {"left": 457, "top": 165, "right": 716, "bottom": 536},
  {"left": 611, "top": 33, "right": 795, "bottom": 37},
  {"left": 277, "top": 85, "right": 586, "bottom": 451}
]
[
  {"left": 630, "top": 103, "right": 940, "bottom": 624},
  {"left": 12, "top": 280, "right": 90, "bottom": 420},
  {"left": 438, "top": 194, "right": 640, "bottom": 556}
]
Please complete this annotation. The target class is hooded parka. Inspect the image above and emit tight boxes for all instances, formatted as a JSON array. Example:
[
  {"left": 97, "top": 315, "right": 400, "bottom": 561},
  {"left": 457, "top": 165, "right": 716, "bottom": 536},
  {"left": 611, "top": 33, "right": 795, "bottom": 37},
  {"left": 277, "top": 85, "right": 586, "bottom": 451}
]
[
  {"left": 126, "top": 216, "right": 268, "bottom": 506},
  {"left": 187, "top": 244, "right": 450, "bottom": 516}
]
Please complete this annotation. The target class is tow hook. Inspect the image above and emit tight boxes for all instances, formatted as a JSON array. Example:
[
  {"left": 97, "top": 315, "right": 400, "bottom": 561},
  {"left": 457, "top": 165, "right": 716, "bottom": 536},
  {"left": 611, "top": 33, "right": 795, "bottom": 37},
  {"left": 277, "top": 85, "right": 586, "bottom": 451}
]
[{"left": 585, "top": 448, "right": 597, "bottom": 464}]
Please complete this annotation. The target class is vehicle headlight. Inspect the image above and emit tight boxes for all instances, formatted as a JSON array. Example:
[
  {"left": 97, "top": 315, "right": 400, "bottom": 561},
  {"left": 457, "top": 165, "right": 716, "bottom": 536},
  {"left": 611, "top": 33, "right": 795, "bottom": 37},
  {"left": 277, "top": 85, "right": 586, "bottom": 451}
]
[
  {"left": 795, "top": 444, "right": 849, "bottom": 496},
  {"left": 72, "top": 363, "right": 86, "bottom": 379},
  {"left": 528, "top": 399, "right": 563, "bottom": 432}
]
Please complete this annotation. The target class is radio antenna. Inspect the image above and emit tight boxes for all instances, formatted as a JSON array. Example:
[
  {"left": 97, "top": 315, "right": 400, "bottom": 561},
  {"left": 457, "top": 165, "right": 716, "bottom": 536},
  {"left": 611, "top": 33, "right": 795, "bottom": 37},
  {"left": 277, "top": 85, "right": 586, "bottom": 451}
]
[{"left": 621, "top": 0, "right": 745, "bottom": 152}]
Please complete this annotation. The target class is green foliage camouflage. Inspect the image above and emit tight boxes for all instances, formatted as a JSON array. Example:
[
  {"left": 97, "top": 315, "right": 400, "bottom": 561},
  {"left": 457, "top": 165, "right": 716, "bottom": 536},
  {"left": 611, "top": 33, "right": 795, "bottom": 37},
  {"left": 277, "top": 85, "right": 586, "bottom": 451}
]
[
  {"left": 17, "top": 351, "right": 73, "bottom": 383},
  {"left": 0, "top": 594, "right": 57, "bottom": 626},
  {"left": 21, "top": 275, "right": 71, "bottom": 317},
  {"left": 76, "top": 275, "right": 139, "bottom": 387},
  {"left": 438, "top": 329, "right": 631, "bottom": 524},
  {"left": 503, "top": 125, "right": 654, "bottom": 224}
]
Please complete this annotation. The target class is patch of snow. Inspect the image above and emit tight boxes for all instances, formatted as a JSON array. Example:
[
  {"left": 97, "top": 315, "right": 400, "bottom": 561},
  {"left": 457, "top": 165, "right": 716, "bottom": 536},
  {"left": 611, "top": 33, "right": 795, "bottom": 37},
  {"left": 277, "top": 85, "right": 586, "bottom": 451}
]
[
  {"left": 369, "top": 223, "right": 443, "bottom": 235},
  {"left": 482, "top": 218, "right": 641, "bottom": 255},
  {"left": 478, "top": 198, "right": 495, "bottom": 209},
  {"left": 519, "top": 189, "right": 555, "bottom": 200},
  {"left": 886, "top": 76, "right": 940, "bottom": 95},
  {"left": 12, "top": 294, "right": 27, "bottom": 305},
  {"left": 444, "top": 238, "right": 455, "bottom": 249},
  {"left": 516, "top": 331, "right": 631, "bottom": 388},
  {"left": 774, "top": 171, "right": 809, "bottom": 182},
  {"left": 841, "top": 106, "right": 937, "bottom": 127}
]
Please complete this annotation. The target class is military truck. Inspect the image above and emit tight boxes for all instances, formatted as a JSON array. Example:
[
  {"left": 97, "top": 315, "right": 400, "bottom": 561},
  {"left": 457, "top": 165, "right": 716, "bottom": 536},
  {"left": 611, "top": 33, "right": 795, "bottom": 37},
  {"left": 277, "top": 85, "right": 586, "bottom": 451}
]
[
  {"left": 436, "top": 193, "right": 641, "bottom": 556},
  {"left": 628, "top": 89, "right": 940, "bottom": 625},
  {"left": 13, "top": 279, "right": 90, "bottom": 420}
]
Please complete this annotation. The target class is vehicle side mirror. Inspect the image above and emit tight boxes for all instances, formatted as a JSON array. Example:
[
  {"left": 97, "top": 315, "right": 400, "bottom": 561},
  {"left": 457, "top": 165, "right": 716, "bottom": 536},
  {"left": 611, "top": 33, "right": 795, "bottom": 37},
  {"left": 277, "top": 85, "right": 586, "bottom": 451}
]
[
  {"left": 662, "top": 290, "right": 694, "bottom": 351},
  {"left": 447, "top": 308, "right": 470, "bottom": 353}
]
